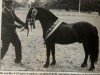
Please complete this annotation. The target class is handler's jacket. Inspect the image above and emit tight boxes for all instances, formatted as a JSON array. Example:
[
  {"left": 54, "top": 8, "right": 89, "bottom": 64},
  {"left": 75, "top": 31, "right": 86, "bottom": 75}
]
[{"left": 1, "top": 6, "right": 25, "bottom": 40}]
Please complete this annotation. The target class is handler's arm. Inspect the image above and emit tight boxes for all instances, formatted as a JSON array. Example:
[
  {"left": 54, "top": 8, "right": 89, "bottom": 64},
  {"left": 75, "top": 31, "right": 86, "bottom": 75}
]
[{"left": 13, "top": 11, "right": 25, "bottom": 27}]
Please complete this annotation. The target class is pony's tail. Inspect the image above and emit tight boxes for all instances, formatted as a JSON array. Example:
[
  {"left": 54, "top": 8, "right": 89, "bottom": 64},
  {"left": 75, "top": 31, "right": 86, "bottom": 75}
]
[{"left": 92, "top": 26, "right": 99, "bottom": 63}]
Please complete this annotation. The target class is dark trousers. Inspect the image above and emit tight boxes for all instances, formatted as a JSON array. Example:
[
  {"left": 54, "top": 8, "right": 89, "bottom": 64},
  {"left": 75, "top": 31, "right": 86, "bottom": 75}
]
[{"left": 1, "top": 32, "right": 22, "bottom": 62}]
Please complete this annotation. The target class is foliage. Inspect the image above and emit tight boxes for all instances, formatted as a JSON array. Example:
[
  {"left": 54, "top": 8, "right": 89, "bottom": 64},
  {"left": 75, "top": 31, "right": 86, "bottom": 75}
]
[
  {"left": 81, "top": 0, "right": 100, "bottom": 13},
  {"left": 45, "top": 0, "right": 79, "bottom": 10},
  {"left": 13, "top": 0, "right": 100, "bottom": 14},
  {"left": 44, "top": 0, "right": 100, "bottom": 14}
]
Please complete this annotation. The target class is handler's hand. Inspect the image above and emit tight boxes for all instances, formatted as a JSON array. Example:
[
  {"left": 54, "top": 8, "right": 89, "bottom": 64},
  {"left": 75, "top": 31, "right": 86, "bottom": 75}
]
[{"left": 20, "top": 24, "right": 29, "bottom": 32}]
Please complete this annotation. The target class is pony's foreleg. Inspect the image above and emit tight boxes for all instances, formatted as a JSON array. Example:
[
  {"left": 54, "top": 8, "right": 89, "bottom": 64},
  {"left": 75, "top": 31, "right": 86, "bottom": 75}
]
[
  {"left": 81, "top": 43, "right": 89, "bottom": 68},
  {"left": 50, "top": 44, "right": 56, "bottom": 66},
  {"left": 44, "top": 45, "right": 51, "bottom": 68}
]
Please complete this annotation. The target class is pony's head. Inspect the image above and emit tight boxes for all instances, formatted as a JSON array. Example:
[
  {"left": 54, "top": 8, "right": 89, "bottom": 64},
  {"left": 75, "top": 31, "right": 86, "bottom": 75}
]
[
  {"left": 24, "top": 7, "right": 58, "bottom": 36},
  {"left": 25, "top": 7, "right": 38, "bottom": 29}
]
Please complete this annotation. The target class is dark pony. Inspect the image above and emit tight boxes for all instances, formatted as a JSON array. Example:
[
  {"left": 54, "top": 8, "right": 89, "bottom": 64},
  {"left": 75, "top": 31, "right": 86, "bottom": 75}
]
[{"left": 25, "top": 7, "right": 99, "bottom": 71}]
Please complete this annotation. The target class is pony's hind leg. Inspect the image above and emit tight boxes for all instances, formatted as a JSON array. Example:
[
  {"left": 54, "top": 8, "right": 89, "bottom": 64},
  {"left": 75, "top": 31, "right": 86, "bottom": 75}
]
[
  {"left": 89, "top": 53, "right": 95, "bottom": 71},
  {"left": 81, "top": 43, "right": 89, "bottom": 68},
  {"left": 86, "top": 43, "right": 95, "bottom": 71},
  {"left": 89, "top": 32, "right": 99, "bottom": 71},
  {"left": 81, "top": 42, "right": 95, "bottom": 71},
  {"left": 85, "top": 42, "right": 96, "bottom": 71},
  {"left": 50, "top": 44, "right": 56, "bottom": 66}
]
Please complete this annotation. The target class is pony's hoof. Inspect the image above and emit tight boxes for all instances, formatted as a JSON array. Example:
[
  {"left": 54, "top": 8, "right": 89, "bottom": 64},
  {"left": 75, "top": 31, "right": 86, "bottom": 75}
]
[
  {"left": 50, "top": 61, "right": 56, "bottom": 66},
  {"left": 44, "top": 63, "right": 49, "bottom": 68},
  {"left": 89, "top": 66, "right": 95, "bottom": 71},
  {"left": 81, "top": 63, "right": 87, "bottom": 68},
  {"left": 89, "top": 68, "right": 94, "bottom": 71}
]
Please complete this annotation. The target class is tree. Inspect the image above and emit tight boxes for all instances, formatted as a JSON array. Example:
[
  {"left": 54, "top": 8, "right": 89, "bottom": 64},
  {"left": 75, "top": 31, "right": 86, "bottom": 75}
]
[
  {"left": 45, "top": 0, "right": 79, "bottom": 10},
  {"left": 81, "top": 0, "right": 100, "bottom": 15},
  {"left": 44, "top": 0, "right": 100, "bottom": 15}
]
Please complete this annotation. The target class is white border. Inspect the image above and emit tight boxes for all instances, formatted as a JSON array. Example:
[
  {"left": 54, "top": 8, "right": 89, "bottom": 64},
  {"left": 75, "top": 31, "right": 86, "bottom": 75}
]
[{"left": 0, "top": 0, "right": 2, "bottom": 40}]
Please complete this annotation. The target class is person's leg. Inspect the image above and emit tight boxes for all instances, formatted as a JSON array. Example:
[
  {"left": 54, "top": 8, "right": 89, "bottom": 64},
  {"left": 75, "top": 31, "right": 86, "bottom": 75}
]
[
  {"left": 11, "top": 33, "right": 22, "bottom": 63},
  {"left": 1, "top": 40, "right": 10, "bottom": 60}
]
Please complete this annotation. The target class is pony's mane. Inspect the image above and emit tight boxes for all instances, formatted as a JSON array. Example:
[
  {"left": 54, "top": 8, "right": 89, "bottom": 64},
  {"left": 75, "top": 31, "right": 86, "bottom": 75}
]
[{"left": 36, "top": 7, "right": 58, "bottom": 20}]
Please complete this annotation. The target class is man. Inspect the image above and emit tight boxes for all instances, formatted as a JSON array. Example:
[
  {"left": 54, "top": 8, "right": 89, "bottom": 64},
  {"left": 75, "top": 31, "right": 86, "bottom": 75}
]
[{"left": 1, "top": 0, "right": 25, "bottom": 64}]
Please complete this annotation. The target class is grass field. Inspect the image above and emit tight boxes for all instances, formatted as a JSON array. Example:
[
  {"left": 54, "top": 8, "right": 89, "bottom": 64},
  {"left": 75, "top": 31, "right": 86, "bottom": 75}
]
[{"left": 0, "top": 10, "right": 100, "bottom": 73}]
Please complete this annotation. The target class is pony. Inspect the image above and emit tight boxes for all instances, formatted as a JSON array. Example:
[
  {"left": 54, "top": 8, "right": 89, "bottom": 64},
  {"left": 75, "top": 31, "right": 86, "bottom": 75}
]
[{"left": 25, "top": 7, "right": 99, "bottom": 71}]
